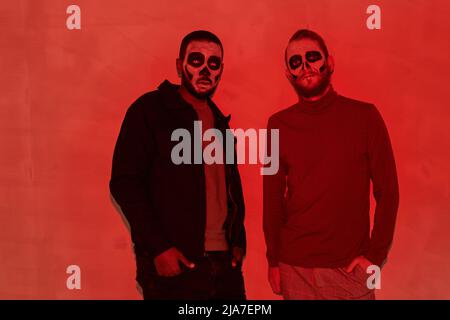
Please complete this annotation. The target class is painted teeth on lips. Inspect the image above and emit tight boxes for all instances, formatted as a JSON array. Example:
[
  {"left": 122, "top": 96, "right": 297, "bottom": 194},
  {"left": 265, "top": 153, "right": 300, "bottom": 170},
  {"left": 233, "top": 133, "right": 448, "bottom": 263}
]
[
  {"left": 198, "top": 78, "right": 212, "bottom": 84},
  {"left": 302, "top": 73, "right": 315, "bottom": 79}
]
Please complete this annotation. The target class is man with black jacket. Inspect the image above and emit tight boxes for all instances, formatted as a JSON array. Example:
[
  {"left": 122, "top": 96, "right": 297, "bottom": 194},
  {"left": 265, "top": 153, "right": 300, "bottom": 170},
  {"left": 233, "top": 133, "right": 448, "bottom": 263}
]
[{"left": 109, "top": 30, "right": 246, "bottom": 300}]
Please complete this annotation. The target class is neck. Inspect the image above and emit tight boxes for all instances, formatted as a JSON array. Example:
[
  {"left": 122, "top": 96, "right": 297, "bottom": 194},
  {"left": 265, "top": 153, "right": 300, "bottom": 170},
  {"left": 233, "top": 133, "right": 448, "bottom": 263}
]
[
  {"left": 178, "top": 85, "right": 208, "bottom": 107},
  {"left": 298, "top": 84, "right": 331, "bottom": 103}
]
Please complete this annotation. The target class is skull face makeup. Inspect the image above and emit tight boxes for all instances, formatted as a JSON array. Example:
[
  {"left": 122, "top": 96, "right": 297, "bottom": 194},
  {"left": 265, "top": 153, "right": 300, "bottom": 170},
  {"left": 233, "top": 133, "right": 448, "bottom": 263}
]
[
  {"left": 288, "top": 50, "right": 324, "bottom": 73},
  {"left": 180, "top": 40, "right": 223, "bottom": 99},
  {"left": 285, "top": 38, "right": 333, "bottom": 99}
]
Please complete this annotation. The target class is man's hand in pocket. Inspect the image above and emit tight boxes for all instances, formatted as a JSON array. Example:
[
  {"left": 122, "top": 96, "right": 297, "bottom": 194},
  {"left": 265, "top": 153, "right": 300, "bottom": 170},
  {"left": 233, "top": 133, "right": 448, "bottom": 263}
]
[
  {"left": 268, "top": 266, "right": 282, "bottom": 295},
  {"left": 154, "top": 247, "right": 195, "bottom": 277},
  {"left": 345, "top": 255, "right": 374, "bottom": 274}
]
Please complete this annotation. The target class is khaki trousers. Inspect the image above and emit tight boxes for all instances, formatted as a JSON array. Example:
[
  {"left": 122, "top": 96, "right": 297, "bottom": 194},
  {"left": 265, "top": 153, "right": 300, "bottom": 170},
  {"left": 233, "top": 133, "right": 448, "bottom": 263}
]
[{"left": 279, "top": 262, "right": 376, "bottom": 300}]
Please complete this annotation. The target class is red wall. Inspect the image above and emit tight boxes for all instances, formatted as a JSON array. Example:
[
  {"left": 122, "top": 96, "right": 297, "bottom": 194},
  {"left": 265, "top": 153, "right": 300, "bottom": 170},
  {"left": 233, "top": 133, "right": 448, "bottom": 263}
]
[{"left": 1, "top": 0, "right": 449, "bottom": 299}]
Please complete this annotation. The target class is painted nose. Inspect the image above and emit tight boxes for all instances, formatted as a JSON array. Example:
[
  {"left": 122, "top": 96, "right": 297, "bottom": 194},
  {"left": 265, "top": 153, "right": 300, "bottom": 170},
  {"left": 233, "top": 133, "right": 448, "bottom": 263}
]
[
  {"left": 302, "top": 61, "right": 311, "bottom": 70},
  {"left": 199, "top": 66, "right": 211, "bottom": 76}
]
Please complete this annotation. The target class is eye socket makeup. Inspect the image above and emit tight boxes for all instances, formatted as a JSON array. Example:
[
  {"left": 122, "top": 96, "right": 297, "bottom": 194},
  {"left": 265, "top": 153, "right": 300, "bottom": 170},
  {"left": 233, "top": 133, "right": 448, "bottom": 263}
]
[
  {"left": 289, "top": 51, "right": 323, "bottom": 70},
  {"left": 289, "top": 55, "right": 303, "bottom": 70},
  {"left": 207, "top": 56, "right": 221, "bottom": 70},
  {"left": 187, "top": 52, "right": 222, "bottom": 71},
  {"left": 188, "top": 52, "right": 205, "bottom": 67},
  {"left": 305, "top": 51, "right": 322, "bottom": 63}
]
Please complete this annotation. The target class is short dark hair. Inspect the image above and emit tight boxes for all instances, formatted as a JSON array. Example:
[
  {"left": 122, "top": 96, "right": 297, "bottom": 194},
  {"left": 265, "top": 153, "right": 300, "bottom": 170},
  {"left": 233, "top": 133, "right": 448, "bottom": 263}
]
[
  {"left": 179, "top": 30, "right": 223, "bottom": 60},
  {"left": 285, "top": 29, "right": 329, "bottom": 62}
]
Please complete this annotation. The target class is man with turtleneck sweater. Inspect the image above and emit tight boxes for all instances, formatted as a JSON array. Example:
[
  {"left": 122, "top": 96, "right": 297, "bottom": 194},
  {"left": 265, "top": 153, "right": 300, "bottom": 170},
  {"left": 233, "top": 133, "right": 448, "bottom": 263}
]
[{"left": 263, "top": 29, "right": 399, "bottom": 300}]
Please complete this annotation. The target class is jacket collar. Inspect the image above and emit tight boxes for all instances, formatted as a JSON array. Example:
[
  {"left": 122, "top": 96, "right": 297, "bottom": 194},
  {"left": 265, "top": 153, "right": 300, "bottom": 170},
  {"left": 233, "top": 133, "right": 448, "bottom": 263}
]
[{"left": 158, "top": 80, "right": 231, "bottom": 123}]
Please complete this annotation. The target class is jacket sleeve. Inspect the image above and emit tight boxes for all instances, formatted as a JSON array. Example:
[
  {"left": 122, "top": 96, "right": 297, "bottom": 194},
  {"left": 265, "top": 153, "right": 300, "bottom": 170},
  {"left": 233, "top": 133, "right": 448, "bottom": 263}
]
[
  {"left": 365, "top": 105, "right": 400, "bottom": 268},
  {"left": 263, "top": 116, "right": 287, "bottom": 267},
  {"left": 109, "top": 98, "right": 172, "bottom": 258}
]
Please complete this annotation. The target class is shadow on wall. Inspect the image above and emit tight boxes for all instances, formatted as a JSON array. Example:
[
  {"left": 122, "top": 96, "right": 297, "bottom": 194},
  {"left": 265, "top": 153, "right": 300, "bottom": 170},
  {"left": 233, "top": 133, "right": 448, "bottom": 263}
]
[{"left": 109, "top": 193, "right": 144, "bottom": 299}]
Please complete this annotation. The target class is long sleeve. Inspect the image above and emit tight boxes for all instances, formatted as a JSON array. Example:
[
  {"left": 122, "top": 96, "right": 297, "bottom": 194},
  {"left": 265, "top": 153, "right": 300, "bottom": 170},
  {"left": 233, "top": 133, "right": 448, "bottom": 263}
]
[
  {"left": 365, "top": 105, "right": 400, "bottom": 268},
  {"left": 109, "top": 100, "right": 172, "bottom": 258},
  {"left": 263, "top": 117, "right": 287, "bottom": 267}
]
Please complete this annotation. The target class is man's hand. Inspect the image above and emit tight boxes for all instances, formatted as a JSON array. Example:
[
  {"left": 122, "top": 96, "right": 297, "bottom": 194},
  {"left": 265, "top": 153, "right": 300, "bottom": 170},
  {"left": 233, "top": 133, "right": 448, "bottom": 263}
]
[
  {"left": 231, "top": 247, "right": 244, "bottom": 268},
  {"left": 153, "top": 247, "right": 195, "bottom": 277},
  {"left": 268, "top": 266, "right": 282, "bottom": 295},
  {"left": 345, "top": 255, "right": 374, "bottom": 274}
]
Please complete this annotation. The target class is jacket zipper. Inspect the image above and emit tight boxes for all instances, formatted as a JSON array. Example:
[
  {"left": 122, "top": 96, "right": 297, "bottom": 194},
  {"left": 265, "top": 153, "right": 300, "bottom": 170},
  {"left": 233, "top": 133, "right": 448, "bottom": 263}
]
[{"left": 227, "top": 165, "right": 238, "bottom": 243}]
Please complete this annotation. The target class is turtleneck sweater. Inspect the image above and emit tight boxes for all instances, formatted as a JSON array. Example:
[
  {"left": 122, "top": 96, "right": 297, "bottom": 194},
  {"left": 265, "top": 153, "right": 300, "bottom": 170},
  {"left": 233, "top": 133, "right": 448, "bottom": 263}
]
[{"left": 263, "top": 86, "right": 399, "bottom": 268}]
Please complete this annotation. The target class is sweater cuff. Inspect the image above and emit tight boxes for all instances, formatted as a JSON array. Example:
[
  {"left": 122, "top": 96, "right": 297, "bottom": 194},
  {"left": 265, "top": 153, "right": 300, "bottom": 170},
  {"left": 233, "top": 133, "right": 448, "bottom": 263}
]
[{"left": 365, "top": 251, "right": 387, "bottom": 269}]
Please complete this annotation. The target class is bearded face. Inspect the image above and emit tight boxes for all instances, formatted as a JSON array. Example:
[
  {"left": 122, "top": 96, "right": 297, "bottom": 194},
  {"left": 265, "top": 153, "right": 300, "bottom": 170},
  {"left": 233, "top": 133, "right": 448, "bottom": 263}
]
[
  {"left": 179, "top": 40, "right": 223, "bottom": 99},
  {"left": 285, "top": 38, "right": 333, "bottom": 99}
]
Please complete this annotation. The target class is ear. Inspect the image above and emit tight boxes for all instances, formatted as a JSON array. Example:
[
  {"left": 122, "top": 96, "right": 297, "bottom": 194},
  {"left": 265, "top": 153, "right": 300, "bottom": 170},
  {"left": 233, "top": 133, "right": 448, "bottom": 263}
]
[
  {"left": 326, "top": 55, "right": 335, "bottom": 74},
  {"left": 176, "top": 58, "right": 183, "bottom": 78},
  {"left": 218, "top": 62, "right": 224, "bottom": 78}
]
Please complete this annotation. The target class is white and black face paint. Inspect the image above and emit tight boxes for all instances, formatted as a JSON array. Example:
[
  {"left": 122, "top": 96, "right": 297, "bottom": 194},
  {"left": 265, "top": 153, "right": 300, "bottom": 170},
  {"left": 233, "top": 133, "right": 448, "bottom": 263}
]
[
  {"left": 181, "top": 41, "right": 223, "bottom": 99},
  {"left": 288, "top": 50, "right": 325, "bottom": 79},
  {"left": 285, "top": 38, "right": 331, "bottom": 98}
]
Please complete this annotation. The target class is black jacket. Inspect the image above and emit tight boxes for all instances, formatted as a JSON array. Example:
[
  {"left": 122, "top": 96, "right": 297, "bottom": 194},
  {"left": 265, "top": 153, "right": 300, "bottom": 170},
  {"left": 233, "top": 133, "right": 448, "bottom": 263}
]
[{"left": 109, "top": 80, "right": 246, "bottom": 265}]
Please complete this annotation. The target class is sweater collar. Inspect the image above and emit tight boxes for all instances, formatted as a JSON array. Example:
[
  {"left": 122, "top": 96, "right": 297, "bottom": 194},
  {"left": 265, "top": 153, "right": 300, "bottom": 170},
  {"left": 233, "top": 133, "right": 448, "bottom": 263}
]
[{"left": 295, "top": 85, "right": 338, "bottom": 114}]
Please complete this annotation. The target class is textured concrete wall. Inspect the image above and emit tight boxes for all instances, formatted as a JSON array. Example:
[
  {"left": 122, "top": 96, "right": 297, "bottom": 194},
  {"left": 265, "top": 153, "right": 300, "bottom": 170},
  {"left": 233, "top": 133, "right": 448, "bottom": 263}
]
[{"left": 1, "top": 0, "right": 449, "bottom": 299}]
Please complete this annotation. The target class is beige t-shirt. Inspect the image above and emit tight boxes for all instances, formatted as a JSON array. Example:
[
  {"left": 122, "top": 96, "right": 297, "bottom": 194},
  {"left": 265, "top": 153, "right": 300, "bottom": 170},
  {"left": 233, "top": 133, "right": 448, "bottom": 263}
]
[{"left": 190, "top": 101, "right": 229, "bottom": 251}]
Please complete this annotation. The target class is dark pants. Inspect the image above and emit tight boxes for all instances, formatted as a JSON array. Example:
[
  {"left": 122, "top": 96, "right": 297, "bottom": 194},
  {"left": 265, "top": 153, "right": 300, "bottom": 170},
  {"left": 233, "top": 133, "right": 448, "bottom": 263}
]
[{"left": 139, "top": 251, "right": 246, "bottom": 300}]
